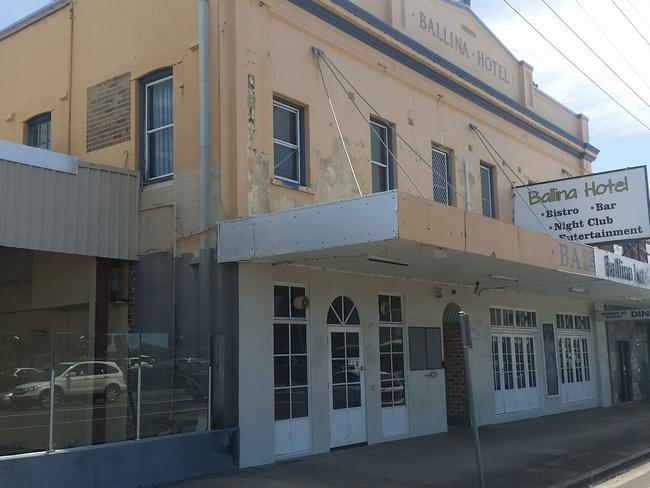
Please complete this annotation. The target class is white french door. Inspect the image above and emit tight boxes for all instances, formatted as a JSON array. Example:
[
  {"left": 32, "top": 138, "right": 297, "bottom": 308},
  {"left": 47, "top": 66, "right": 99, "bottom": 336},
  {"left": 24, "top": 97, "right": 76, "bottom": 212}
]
[
  {"left": 492, "top": 333, "right": 539, "bottom": 414},
  {"left": 558, "top": 335, "right": 593, "bottom": 403},
  {"left": 329, "top": 327, "right": 366, "bottom": 448}
]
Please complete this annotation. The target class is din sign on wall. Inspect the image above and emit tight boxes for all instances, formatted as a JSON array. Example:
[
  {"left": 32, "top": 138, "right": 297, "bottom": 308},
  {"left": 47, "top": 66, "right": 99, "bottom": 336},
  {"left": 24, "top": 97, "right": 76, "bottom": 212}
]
[{"left": 514, "top": 166, "right": 650, "bottom": 245}]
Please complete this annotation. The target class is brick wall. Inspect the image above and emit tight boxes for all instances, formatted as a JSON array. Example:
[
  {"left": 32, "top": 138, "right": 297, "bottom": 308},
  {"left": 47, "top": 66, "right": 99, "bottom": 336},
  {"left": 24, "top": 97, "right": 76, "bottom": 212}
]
[
  {"left": 444, "top": 321, "right": 469, "bottom": 426},
  {"left": 86, "top": 72, "right": 131, "bottom": 152}
]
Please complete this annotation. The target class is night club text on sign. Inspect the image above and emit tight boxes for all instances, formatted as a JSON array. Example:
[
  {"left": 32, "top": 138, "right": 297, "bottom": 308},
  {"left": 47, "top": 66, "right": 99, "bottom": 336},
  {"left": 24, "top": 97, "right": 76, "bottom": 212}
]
[{"left": 514, "top": 167, "right": 650, "bottom": 245}]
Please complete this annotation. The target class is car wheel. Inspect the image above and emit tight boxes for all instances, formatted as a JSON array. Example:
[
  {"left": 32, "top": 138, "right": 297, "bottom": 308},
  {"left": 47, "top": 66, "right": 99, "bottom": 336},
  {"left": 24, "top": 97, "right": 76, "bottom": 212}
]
[
  {"left": 104, "top": 384, "right": 120, "bottom": 404},
  {"left": 39, "top": 388, "right": 63, "bottom": 409}
]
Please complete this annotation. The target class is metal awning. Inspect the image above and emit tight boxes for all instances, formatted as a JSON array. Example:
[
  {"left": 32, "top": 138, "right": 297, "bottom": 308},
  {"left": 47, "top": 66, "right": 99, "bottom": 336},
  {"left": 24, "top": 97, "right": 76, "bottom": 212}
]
[
  {"left": 0, "top": 141, "right": 139, "bottom": 260},
  {"left": 218, "top": 191, "right": 650, "bottom": 307}
]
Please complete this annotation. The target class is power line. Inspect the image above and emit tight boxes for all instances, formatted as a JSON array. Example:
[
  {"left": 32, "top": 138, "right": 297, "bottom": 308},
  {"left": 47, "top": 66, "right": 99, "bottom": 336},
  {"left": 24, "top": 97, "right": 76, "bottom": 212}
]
[
  {"left": 625, "top": 0, "right": 650, "bottom": 31},
  {"left": 609, "top": 0, "right": 650, "bottom": 49},
  {"left": 541, "top": 0, "right": 650, "bottom": 109},
  {"left": 500, "top": 0, "right": 650, "bottom": 131},
  {"left": 574, "top": 0, "right": 650, "bottom": 95}
]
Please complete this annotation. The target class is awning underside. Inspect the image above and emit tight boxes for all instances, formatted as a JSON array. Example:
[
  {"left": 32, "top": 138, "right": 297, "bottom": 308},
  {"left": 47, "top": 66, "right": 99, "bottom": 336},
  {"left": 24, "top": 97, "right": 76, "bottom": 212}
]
[{"left": 218, "top": 191, "right": 650, "bottom": 307}]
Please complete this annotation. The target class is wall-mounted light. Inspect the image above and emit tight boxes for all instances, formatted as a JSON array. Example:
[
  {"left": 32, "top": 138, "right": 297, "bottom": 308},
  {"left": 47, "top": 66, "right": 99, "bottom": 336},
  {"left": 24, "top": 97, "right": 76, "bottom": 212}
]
[
  {"left": 570, "top": 287, "right": 586, "bottom": 294},
  {"left": 625, "top": 296, "right": 642, "bottom": 302},
  {"left": 293, "top": 296, "right": 310, "bottom": 310},
  {"left": 489, "top": 274, "right": 519, "bottom": 282}
]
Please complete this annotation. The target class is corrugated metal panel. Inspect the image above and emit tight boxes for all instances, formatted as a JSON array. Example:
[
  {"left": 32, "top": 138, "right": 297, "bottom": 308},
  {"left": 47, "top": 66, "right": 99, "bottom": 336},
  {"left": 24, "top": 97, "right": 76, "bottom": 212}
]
[{"left": 0, "top": 159, "right": 139, "bottom": 260}]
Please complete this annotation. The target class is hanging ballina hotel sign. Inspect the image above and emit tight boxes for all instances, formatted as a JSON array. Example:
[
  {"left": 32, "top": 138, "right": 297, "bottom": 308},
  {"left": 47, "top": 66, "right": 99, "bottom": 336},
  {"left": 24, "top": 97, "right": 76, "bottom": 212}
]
[{"left": 514, "top": 167, "right": 650, "bottom": 245}]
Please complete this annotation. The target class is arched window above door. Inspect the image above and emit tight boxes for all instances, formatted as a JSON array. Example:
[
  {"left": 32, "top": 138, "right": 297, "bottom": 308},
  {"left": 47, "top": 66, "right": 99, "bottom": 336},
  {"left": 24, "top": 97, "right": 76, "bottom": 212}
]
[{"left": 327, "top": 296, "right": 361, "bottom": 325}]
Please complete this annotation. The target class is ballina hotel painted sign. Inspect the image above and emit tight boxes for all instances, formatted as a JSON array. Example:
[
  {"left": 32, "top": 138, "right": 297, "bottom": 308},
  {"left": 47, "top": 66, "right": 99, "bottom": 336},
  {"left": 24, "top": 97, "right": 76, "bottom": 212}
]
[
  {"left": 514, "top": 167, "right": 650, "bottom": 245},
  {"left": 416, "top": 10, "right": 513, "bottom": 85}
]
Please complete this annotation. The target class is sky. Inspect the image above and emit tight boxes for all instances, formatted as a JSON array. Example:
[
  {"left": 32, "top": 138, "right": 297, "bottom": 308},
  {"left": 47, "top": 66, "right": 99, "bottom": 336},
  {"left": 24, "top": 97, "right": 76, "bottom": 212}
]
[{"left": 1, "top": 0, "right": 648, "bottom": 174}]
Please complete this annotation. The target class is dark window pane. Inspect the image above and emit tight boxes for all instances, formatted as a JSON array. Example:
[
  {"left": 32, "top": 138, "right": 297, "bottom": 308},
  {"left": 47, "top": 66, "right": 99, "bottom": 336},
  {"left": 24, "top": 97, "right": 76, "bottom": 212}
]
[
  {"left": 409, "top": 328, "right": 427, "bottom": 371},
  {"left": 379, "top": 327, "right": 391, "bottom": 353},
  {"left": 274, "top": 323, "right": 289, "bottom": 355},
  {"left": 392, "top": 354, "right": 405, "bottom": 378},
  {"left": 148, "top": 128, "right": 173, "bottom": 178},
  {"left": 290, "top": 287, "right": 307, "bottom": 318},
  {"left": 291, "top": 356, "right": 308, "bottom": 386},
  {"left": 147, "top": 79, "right": 173, "bottom": 129},
  {"left": 393, "top": 379, "right": 406, "bottom": 405},
  {"left": 371, "top": 124, "right": 387, "bottom": 164},
  {"left": 425, "top": 328, "right": 443, "bottom": 369},
  {"left": 332, "top": 359, "right": 346, "bottom": 383},
  {"left": 347, "top": 384, "right": 361, "bottom": 408},
  {"left": 346, "top": 362, "right": 360, "bottom": 383},
  {"left": 378, "top": 295, "right": 391, "bottom": 322},
  {"left": 274, "top": 357, "right": 289, "bottom": 387},
  {"left": 346, "top": 333, "right": 359, "bottom": 358},
  {"left": 274, "top": 286, "right": 290, "bottom": 318},
  {"left": 372, "top": 163, "right": 387, "bottom": 193},
  {"left": 328, "top": 296, "right": 344, "bottom": 325},
  {"left": 291, "top": 323, "right": 307, "bottom": 354},
  {"left": 347, "top": 308, "right": 361, "bottom": 326},
  {"left": 331, "top": 333, "right": 345, "bottom": 358},
  {"left": 381, "top": 388, "right": 393, "bottom": 407},
  {"left": 380, "top": 353, "right": 391, "bottom": 375},
  {"left": 379, "top": 327, "right": 390, "bottom": 352},
  {"left": 291, "top": 387, "right": 309, "bottom": 418},
  {"left": 333, "top": 385, "right": 347, "bottom": 409},
  {"left": 392, "top": 327, "right": 403, "bottom": 352},
  {"left": 274, "top": 388, "right": 290, "bottom": 421},
  {"left": 390, "top": 296, "right": 402, "bottom": 322},
  {"left": 343, "top": 297, "right": 354, "bottom": 323},
  {"left": 273, "top": 104, "right": 297, "bottom": 145},
  {"left": 274, "top": 143, "right": 298, "bottom": 181}
]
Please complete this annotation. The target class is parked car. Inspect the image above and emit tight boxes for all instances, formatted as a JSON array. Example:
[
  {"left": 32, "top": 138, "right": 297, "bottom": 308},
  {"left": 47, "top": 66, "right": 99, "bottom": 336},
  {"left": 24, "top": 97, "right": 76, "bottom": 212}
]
[
  {"left": 11, "top": 361, "right": 127, "bottom": 409},
  {"left": 0, "top": 368, "right": 43, "bottom": 409},
  {"left": 127, "top": 355, "right": 155, "bottom": 370}
]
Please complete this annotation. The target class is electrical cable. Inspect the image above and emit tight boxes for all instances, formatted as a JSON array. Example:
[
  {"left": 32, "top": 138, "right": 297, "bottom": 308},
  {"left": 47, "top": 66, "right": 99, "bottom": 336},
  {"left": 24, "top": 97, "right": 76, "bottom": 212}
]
[
  {"left": 471, "top": 124, "right": 581, "bottom": 240},
  {"left": 542, "top": 0, "right": 650, "bottom": 109},
  {"left": 319, "top": 51, "right": 469, "bottom": 207},
  {"left": 315, "top": 49, "right": 363, "bottom": 196},
  {"left": 574, "top": 0, "right": 650, "bottom": 95},
  {"left": 609, "top": 0, "right": 650, "bottom": 49},
  {"left": 316, "top": 51, "right": 429, "bottom": 199},
  {"left": 501, "top": 0, "right": 650, "bottom": 131}
]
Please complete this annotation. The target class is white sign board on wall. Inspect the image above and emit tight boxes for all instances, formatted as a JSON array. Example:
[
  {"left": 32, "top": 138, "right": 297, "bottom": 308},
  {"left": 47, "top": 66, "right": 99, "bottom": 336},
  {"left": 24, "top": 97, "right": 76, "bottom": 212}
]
[{"left": 514, "top": 166, "right": 650, "bottom": 245}]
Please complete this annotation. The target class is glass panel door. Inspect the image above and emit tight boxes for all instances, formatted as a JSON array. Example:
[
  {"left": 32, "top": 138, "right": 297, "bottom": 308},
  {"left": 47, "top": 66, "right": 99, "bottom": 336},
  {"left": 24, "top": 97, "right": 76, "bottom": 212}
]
[{"left": 329, "top": 328, "right": 365, "bottom": 448}]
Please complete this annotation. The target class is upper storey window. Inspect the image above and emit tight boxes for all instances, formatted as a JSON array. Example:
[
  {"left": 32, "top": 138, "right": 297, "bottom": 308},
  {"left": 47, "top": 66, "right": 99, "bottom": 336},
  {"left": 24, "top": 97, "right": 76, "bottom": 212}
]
[
  {"left": 370, "top": 119, "right": 393, "bottom": 193},
  {"left": 480, "top": 163, "right": 496, "bottom": 218},
  {"left": 141, "top": 69, "right": 173, "bottom": 182},
  {"left": 432, "top": 146, "right": 452, "bottom": 205},
  {"left": 26, "top": 113, "right": 51, "bottom": 150},
  {"left": 273, "top": 97, "right": 306, "bottom": 186}
]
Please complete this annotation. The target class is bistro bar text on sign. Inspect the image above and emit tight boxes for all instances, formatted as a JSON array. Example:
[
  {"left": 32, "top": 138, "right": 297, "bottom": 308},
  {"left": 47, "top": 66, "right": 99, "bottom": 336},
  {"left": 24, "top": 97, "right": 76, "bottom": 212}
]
[{"left": 513, "top": 167, "right": 650, "bottom": 245}]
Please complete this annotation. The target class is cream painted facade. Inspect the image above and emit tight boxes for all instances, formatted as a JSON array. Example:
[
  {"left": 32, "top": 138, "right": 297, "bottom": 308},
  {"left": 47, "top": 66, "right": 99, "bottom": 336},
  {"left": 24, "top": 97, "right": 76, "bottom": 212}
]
[{"left": 2, "top": 0, "right": 647, "bottom": 482}]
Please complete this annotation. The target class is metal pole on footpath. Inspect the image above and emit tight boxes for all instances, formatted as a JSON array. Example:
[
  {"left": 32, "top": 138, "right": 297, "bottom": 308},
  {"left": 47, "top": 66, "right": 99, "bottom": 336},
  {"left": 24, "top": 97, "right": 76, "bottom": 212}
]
[{"left": 459, "top": 311, "right": 486, "bottom": 488}]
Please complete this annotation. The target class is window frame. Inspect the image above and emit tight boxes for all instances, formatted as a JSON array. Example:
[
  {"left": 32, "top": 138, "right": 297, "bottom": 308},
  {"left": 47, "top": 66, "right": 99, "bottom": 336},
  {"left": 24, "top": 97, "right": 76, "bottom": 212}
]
[
  {"left": 431, "top": 145, "right": 453, "bottom": 206},
  {"left": 408, "top": 326, "right": 442, "bottom": 371},
  {"left": 140, "top": 68, "right": 174, "bottom": 183},
  {"left": 273, "top": 96, "right": 306, "bottom": 187},
  {"left": 370, "top": 118, "right": 394, "bottom": 193},
  {"left": 480, "top": 162, "right": 496, "bottom": 218},
  {"left": 26, "top": 112, "right": 52, "bottom": 150},
  {"left": 273, "top": 283, "right": 310, "bottom": 423}
]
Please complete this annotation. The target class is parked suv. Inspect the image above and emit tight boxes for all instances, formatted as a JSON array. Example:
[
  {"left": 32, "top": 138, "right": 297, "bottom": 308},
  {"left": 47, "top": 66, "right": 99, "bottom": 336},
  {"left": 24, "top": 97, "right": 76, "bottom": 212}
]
[{"left": 11, "top": 361, "right": 127, "bottom": 409}]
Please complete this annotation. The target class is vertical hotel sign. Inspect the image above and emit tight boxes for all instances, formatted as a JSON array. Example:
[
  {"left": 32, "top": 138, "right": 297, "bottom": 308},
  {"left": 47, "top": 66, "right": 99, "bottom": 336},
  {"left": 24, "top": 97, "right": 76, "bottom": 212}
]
[{"left": 514, "top": 167, "right": 650, "bottom": 245}]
